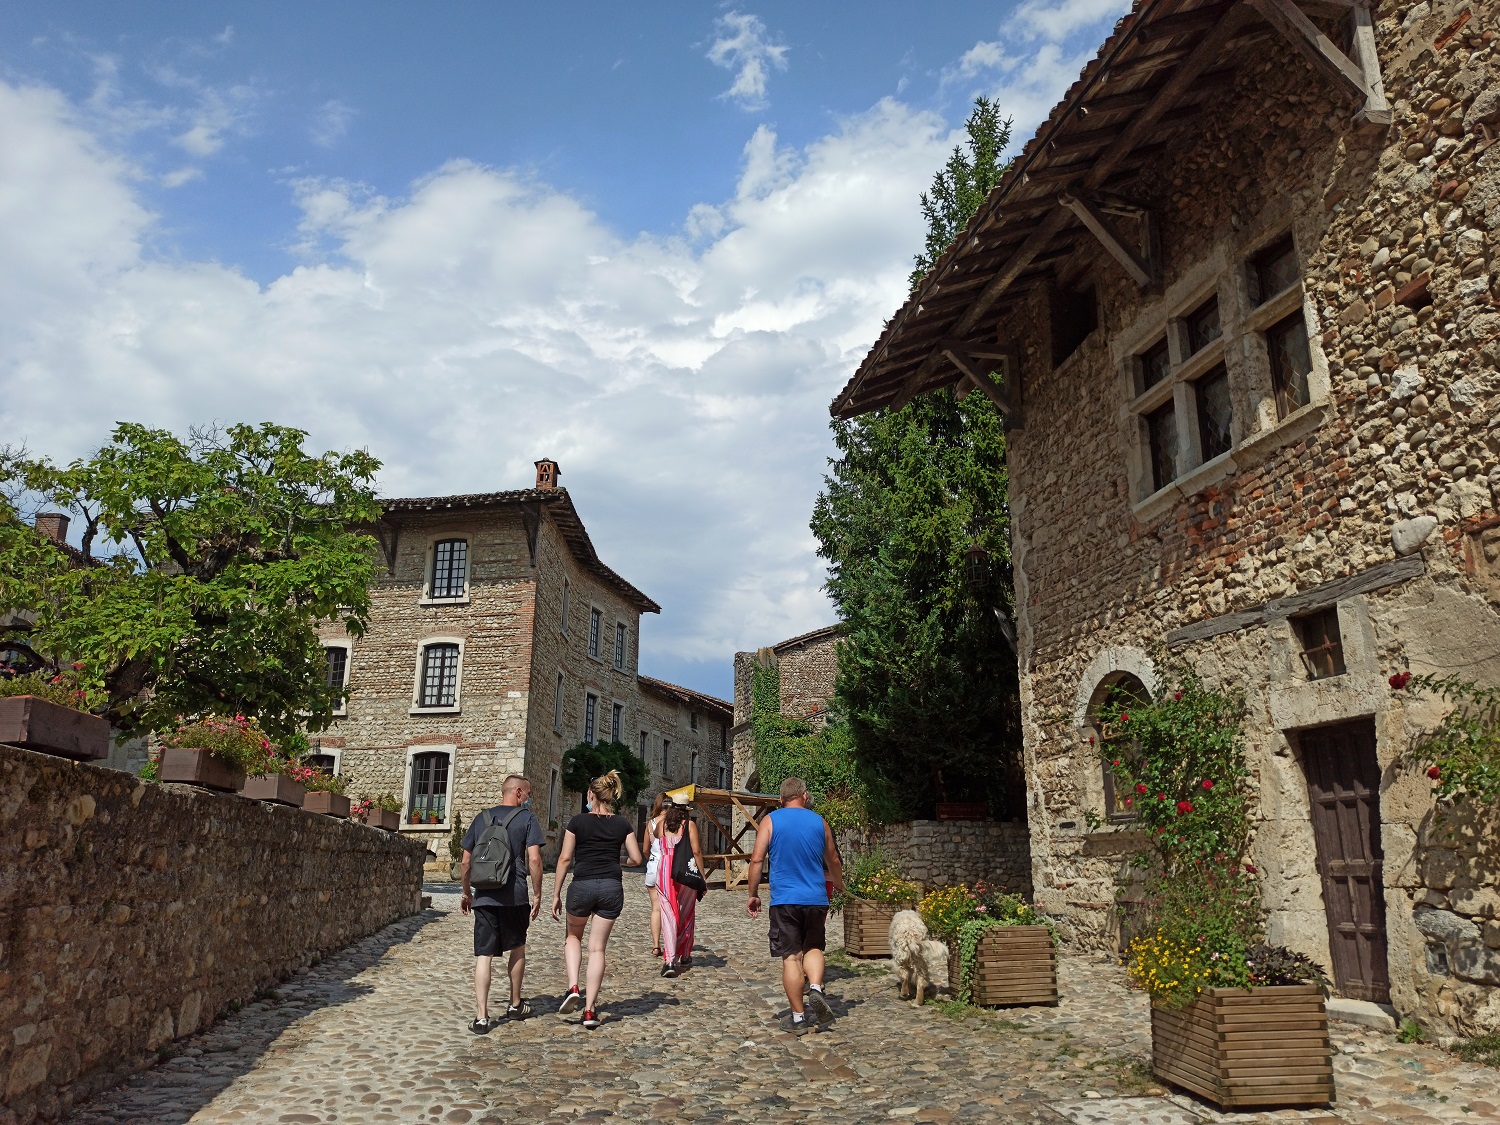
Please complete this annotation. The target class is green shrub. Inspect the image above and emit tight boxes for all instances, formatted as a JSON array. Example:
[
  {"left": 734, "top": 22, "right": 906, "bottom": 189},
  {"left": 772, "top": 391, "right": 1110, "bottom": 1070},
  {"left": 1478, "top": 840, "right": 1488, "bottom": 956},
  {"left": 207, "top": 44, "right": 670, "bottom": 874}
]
[{"left": 562, "top": 740, "right": 649, "bottom": 808}]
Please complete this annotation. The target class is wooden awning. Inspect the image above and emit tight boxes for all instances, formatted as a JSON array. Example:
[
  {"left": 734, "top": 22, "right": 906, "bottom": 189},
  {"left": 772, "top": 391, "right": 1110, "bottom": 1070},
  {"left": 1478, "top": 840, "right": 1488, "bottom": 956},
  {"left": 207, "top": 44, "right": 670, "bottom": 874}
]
[{"left": 830, "top": 0, "right": 1388, "bottom": 421}]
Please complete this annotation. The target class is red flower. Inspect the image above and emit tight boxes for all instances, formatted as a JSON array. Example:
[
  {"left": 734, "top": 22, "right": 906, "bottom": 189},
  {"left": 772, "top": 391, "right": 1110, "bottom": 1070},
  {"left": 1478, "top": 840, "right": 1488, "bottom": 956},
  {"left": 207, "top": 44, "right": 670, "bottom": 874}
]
[
  {"left": 1124, "top": 798, "right": 1133, "bottom": 807},
  {"left": 1427, "top": 766, "right": 1442, "bottom": 780},
  {"left": 1111, "top": 758, "right": 1121, "bottom": 767},
  {"left": 1136, "top": 783, "right": 1148, "bottom": 794},
  {"left": 71, "top": 662, "right": 84, "bottom": 670},
  {"left": 1389, "top": 671, "right": 1412, "bottom": 690},
  {"left": 1202, "top": 779, "right": 1214, "bottom": 790},
  {"left": 1119, "top": 712, "right": 1130, "bottom": 723},
  {"left": 1177, "top": 800, "right": 1194, "bottom": 815},
  {"left": 1172, "top": 692, "right": 1182, "bottom": 701},
  {"left": 1156, "top": 793, "right": 1166, "bottom": 801},
  {"left": 1245, "top": 864, "right": 1258, "bottom": 875}
]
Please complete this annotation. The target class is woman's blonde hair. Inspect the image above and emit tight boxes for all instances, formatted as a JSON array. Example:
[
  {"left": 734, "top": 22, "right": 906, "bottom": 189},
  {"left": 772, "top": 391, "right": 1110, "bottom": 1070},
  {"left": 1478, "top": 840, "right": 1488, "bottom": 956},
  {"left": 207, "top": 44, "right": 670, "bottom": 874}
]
[{"left": 589, "top": 770, "right": 623, "bottom": 812}]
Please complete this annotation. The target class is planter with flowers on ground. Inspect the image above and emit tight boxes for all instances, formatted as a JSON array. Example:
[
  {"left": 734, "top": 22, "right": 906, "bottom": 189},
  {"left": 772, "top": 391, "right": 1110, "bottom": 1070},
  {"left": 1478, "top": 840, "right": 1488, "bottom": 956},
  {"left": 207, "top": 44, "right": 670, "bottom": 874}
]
[
  {"left": 0, "top": 669, "right": 110, "bottom": 762},
  {"left": 832, "top": 851, "right": 921, "bottom": 958},
  {"left": 154, "top": 714, "right": 278, "bottom": 794},
  {"left": 922, "top": 884, "right": 1058, "bottom": 1006},
  {"left": 1100, "top": 661, "right": 1333, "bottom": 1110}
]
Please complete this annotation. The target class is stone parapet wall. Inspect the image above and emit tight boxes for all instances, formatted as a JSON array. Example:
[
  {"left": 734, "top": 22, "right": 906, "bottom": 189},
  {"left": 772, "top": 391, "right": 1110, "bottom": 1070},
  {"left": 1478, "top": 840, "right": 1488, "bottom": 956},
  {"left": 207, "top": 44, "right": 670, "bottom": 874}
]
[
  {"left": 837, "top": 820, "right": 1033, "bottom": 897},
  {"left": 0, "top": 745, "right": 426, "bottom": 1124}
]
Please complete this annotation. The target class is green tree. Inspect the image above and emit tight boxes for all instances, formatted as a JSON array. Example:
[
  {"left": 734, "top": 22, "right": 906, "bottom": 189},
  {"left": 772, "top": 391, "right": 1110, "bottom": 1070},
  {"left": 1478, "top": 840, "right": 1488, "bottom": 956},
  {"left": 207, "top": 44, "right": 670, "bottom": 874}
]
[
  {"left": 562, "top": 740, "right": 651, "bottom": 809},
  {"left": 0, "top": 423, "right": 381, "bottom": 745},
  {"left": 811, "top": 97, "right": 1019, "bottom": 819}
]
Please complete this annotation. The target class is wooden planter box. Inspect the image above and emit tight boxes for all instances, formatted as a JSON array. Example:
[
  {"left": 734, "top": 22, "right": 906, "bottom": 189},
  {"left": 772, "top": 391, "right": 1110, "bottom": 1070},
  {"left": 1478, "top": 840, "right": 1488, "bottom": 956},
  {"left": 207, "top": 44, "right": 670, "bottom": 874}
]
[
  {"left": 359, "top": 808, "right": 400, "bottom": 831},
  {"left": 304, "top": 790, "right": 351, "bottom": 818},
  {"left": 0, "top": 696, "right": 110, "bottom": 761},
  {"left": 159, "top": 746, "right": 245, "bottom": 792},
  {"left": 843, "top": 898, "right": 898, "bottom": 958},
  {"left": 238, "top": 773, "right": 305, "bottom": 807},
  {"left": 1151, "top": 984, "right": 1334, "bottom": 1110},
  {"left": 947, "top": 924, "right": 1059, "bottom": 1006}
]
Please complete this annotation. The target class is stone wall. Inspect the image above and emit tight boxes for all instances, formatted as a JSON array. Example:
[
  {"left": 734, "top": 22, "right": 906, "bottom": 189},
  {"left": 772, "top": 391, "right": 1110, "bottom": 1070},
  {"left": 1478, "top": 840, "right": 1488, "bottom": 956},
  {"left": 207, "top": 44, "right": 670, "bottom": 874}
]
[
  {"left": 999, "top": 0, "right": 1500, "bottom": 1034},
  {"left": 730, "top": 625, "right": 843, "bottom": 792},
  {"left": 0, "top": 745, "right": 426, "bottom": 1123},
  {"left": 838, "top": 820, "right": 1034, "bottom": 898}
]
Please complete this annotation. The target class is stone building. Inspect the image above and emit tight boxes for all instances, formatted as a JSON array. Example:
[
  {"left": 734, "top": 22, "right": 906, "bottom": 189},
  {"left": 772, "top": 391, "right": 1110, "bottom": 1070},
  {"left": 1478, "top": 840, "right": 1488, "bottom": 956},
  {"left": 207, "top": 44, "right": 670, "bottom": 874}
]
[
  {"left": 729, "top": 624, "right": 842, "bottom": 792},
  {"left": 833, "top": 0, "right": 1500, "bottom": 1032},
  {"left": 315, "top": 460, "right": 714, "bottom": 860},
  {"left": 636, "top": 675, "right": 734, "bottom": 832}
]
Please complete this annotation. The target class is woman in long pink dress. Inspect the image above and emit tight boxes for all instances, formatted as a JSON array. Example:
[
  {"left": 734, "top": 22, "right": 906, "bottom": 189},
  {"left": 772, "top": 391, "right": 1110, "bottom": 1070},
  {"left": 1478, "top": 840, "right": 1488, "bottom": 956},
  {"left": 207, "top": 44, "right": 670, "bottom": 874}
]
[{"left": 656, "top": 803, "right": 707, "bottom": 977}]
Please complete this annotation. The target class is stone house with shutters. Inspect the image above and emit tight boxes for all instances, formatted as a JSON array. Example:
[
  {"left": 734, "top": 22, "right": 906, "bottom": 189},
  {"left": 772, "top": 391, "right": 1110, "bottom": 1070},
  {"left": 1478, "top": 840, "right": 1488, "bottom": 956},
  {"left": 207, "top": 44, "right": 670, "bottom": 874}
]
[
  {"left": 833, "top": 0, "right": 1500, "bottom": 1033},
  {"left": 314, "top": 461, "right": 729, "bottom": 862}
]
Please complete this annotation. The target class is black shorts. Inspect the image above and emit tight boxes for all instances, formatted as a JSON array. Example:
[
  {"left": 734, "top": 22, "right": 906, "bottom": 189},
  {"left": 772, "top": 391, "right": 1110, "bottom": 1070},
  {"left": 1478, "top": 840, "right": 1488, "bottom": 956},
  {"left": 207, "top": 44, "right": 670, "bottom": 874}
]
[
  {"left": 768, "top": 904, "right": 827, "bottom": 958},
  {"left": 566, "top": 877, "right": 625, "bottom": 920},
  {"left": 474, "top": 905, "right": 530, "bottom": 957}
]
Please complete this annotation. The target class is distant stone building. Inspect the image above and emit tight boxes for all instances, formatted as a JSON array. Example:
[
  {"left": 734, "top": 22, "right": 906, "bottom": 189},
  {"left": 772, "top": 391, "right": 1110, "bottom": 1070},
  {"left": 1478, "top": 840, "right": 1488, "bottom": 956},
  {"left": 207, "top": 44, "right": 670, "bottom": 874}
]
[
  {"left": 833, "top": 0, "right": 1500, "bottom": 1032},
  {"left": 730, "top": 624, "right": 842, "bottom": 792},
  {"left": 316, "top": 461, "right": 728, "bottom": 860},
  {"left": 636, "top": 674, "right": 733, "bottom": 828}
]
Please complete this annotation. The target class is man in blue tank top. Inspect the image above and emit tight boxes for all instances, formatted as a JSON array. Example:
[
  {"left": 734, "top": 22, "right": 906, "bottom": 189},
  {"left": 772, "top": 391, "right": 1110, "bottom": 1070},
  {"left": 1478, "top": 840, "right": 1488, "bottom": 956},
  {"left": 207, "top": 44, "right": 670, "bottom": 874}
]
[{"left": 746, "top": 777, "right": 845, "bottom": 1035}]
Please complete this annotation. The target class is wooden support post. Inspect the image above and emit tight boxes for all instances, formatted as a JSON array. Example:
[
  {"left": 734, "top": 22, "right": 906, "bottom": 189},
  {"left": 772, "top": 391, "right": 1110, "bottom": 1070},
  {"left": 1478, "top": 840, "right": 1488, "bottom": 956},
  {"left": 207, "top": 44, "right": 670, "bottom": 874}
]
[
  {"left": 1249, "top": 0, "right": 1371, "bottom": 104},
  {"left": 942, "top": 340, "right": 1021, "bottom": 428},
  {"left": 1058, "top": 193, "right": 1158, "bottom": 288},
  {"left": 1348, "top": 3, "right": 1392, "bottom": 130}
]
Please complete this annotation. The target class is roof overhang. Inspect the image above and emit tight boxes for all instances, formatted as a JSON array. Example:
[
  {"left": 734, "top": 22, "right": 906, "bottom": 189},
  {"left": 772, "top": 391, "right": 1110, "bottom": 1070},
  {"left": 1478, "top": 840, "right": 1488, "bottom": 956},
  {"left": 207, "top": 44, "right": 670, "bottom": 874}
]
[{"left": 831, "top": 0, "right": 1389, "bottom": 420}]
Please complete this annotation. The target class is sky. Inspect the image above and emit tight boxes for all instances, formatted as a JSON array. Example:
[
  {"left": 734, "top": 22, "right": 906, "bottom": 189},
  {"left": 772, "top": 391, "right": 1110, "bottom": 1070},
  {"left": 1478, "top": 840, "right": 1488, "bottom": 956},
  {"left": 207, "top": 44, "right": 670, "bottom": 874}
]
[{"left": 0, "top": 0, "right": 1130, "bottom": 700}]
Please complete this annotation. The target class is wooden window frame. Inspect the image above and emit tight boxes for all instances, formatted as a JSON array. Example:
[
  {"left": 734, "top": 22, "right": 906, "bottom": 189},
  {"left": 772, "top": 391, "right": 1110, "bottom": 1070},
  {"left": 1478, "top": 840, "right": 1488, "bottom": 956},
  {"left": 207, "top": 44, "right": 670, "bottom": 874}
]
[
  {"left": 584, "top": 692, "right": 598, "bottom": 743},
  {"left": 1294, "top": 606, "right": 1347, "bottom": 680},
  {"left": 427, "top": 538, "right": 469, "bottom": 601},
  {"left": 588, "top": 606, "right": 603, "bottom": 660},
  {"left": 406, "top": 749, "right": 452, "bottom": 826},
  {"left": 411, "top": 639, "right": 463, "bottom": 714}
]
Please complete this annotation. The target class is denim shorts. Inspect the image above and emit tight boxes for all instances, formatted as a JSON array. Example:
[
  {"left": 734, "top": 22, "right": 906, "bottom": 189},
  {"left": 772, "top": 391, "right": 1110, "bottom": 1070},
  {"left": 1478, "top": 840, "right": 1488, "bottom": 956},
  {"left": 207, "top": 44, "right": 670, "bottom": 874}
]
[{"left": 566, "top": 877, "right": 625, "bottom": 920}]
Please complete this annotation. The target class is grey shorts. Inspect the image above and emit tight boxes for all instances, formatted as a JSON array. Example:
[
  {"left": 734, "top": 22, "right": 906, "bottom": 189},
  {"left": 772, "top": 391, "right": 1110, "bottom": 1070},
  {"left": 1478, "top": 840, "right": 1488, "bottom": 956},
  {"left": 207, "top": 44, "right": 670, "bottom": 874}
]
[{"left": 566, "top": 877, "right": 625, "bottom": 920}]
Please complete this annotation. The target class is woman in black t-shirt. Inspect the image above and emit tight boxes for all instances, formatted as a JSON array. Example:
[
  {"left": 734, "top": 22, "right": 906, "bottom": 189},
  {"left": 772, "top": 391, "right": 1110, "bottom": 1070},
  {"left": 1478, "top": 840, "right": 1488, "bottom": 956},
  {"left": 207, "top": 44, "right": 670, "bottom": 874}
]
[{"left": 551, "top": 770, "right": 643, "bottom": 1029}]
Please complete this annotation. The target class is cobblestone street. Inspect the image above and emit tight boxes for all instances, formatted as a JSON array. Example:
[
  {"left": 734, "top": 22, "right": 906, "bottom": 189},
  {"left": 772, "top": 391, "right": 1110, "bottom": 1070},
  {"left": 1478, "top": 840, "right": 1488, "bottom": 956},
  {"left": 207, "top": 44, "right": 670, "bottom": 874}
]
[{"left": 64, "top": 877, "right": 1500, "bottom": 1125}]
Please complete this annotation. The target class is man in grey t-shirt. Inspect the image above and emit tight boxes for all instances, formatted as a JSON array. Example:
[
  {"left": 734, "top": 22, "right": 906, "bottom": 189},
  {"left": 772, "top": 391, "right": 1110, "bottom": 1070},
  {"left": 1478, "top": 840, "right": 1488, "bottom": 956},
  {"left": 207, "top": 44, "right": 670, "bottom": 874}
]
[{"left": 460, "top": 774, "right": 545, "bottom": 1032}]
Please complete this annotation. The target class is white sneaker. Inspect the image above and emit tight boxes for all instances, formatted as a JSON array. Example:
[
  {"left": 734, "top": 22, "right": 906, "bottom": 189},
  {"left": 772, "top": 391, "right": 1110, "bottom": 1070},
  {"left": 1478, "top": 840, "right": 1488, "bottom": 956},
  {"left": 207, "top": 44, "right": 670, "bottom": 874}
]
[{"left": 559, "top": 988, "right": 582, "bottom": 1015}]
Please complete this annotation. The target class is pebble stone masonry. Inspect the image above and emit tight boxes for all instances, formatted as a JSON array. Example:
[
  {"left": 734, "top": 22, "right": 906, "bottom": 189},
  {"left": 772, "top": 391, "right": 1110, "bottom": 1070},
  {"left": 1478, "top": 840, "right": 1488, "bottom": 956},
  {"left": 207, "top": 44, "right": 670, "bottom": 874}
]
[
  {"left": 56, "top": 877, "right": 1500, "bottom": 1125},
  {"left": 0, "top": 744, "right": 427, "bottom": 1125}
]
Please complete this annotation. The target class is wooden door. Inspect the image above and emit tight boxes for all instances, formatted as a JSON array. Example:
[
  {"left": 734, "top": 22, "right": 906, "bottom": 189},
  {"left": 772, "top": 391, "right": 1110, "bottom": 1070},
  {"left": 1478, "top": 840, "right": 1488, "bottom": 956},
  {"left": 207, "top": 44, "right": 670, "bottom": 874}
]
[{"left": 1297, "top": 719, "right": 1390, "bottom": 1003}]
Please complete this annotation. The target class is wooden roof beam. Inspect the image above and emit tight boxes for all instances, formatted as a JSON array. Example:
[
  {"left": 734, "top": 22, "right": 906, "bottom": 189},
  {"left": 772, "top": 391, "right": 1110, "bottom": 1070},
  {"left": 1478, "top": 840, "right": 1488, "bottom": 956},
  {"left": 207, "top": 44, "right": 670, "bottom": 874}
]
[
  {"left": 1247, "top": 0, "right": 1375, "bottom": 111},
  {"left": 1059, "top": 193, "right": 1159, "bottom": 288},
  {"left": 944, "top": 340, "right": 1022, "bottom": 429}
]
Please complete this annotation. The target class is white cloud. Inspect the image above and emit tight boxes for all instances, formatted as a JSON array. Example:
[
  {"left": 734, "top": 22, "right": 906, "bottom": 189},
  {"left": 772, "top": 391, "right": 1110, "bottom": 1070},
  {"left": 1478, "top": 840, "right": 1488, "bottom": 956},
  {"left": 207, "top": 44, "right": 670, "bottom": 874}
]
[
  {"left": 0, "top": 77, "right": 952, "bottom": 681},
  {"left": 310, "top": 99, "right": 354, "bottom": 148},
  {"left": 160, "top": 166, "right": 202, "bottom": 188},
  {"left": 706, "top": 11, "right": 789, "bottom": 110}
]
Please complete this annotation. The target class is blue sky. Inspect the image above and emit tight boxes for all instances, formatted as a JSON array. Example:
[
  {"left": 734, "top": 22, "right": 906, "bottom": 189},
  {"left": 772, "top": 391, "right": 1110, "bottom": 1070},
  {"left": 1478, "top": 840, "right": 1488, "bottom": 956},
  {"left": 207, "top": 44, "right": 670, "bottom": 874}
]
[{"left": 0, "top": 0, "right": 1129, "bottom": 699}]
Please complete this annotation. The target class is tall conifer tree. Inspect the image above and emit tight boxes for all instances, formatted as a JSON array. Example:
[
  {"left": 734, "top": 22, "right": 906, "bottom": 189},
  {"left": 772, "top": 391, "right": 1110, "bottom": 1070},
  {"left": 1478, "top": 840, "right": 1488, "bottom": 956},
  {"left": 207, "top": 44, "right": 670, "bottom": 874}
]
[{"left": 811, "top": 99, "right": 1020, "bottom": 819}]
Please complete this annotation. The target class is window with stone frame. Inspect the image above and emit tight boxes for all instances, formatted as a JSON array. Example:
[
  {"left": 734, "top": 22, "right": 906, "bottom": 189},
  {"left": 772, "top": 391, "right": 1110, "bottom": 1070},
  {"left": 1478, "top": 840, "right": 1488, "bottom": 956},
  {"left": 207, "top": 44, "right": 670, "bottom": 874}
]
[
  {"left": 554, "top": 671, "right": 565, "bottom": 732},
  {"left": 548, "top": 766, "right": 560, "bottom": 827},
  {"left": 614, "top": 622, "right": 627, "bottom": 670},
  {"left": 429, "top": 538, "right": 468, "bottom": 600},
  {"left": 1293, "top": 606, "right": 1346, "bottom": 680},
  {"left": 306, "top": 752, "right": 337, "bottom": 774},
  {"left": 409, "top": 751, "right": 450, "bottom": 823},
  {"left": 323, "top": 645, "right": 349, "bottom": 712},
  {"left": 639, "top": 730, "right": 649, "bottom": 760},
  {"left": 588, "top": 607, "right": 602, "bottom": 659},
  {"left": 691, "top": 750, "right": 699, "bottom": 783},
  {"left": 1091, "top": 673, "right": 1150, "bottom": 823},
  {"left": 718, "top": 762, "right": 728, "bottom": 789},
  {"left": 663, "top": 738, "right": 672, "bottom": 777},
  {"left": 611, "top": 701, "right": 623, "bottom": 743},
  {"left": 1125, "top": 230, "right": 1316, "bottom": 506},
  {"left": 585, "top": 693, "right": 598, "bottom": 742},
  {"left": 690, "top": 711, "right": 698, "bottom": 731},
  {"left": 560, "top": 578, "right": 571, "bottom": 633},
  {"left": 418, "top": 643, "right": 459, "bottom": 708},
  {"left": 1194, "top": 364, "right": 1234, "bottom": 463}
]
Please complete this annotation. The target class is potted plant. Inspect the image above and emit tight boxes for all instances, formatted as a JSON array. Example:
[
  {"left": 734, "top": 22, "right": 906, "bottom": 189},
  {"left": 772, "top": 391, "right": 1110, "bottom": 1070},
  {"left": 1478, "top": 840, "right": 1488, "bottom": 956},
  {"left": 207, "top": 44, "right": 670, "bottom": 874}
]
[
  {"left": 156, "top": 713, "right": 275, "bottom": 793},
  {"left": 1098, "top": 661, "right": 1333, "bottom": 1109},
  {"left": 448, "top": 811, "right": 465, "bottom": 880},
  {"left": 426, "top": 809, "right": 442, "bottom": 825},
  {"left": 832, "top": 850, "right": 921, "bottom": 958},
  {"left": 291, "top": 765, "right": 350, "bottom": 817},
  {"left": 921, "top": 883, "right": 1059, "bottom": 1007},
  {"left": 238, "top": 747, "right": 307, "bottom": 807},
  {"left": 0, "top": 666, "right": 110, "bottom": 762}
]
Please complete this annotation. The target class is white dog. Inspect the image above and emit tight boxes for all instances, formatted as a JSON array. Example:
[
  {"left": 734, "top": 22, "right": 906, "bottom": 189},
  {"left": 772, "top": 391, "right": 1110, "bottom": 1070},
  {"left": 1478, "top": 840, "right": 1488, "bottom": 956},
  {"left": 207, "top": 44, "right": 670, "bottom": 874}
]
[{"left": 888, "top": 909, "right": 950, "bottom": 1006}]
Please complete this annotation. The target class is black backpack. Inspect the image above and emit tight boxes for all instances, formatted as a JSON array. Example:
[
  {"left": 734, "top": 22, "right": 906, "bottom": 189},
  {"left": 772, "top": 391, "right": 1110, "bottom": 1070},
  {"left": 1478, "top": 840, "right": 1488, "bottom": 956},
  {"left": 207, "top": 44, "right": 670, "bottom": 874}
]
[{"left": 470, "top": 806, "right": 525, "bottom": 891}]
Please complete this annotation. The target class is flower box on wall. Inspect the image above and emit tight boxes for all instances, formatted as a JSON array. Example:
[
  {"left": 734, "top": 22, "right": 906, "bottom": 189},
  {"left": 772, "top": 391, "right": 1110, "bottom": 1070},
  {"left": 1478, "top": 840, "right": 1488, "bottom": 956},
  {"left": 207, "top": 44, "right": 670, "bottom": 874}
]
[
  {"left": 1151, "top": 984, "right": 1333, "bottom": 1110},
  {"left": 158, "top": 746, "right": 245, "bottom": 792},
  {"left": 948, "top": 925, "right": 1059, "bottom": 1006},
  {"left": 935, "top": 802, "right": 987, "bottom": 822},
  {"left": 0, "top": 696, "right": 110, "bottom": 762},
  {"left": 843, "top": 898, "right": 898, "bottom": 958},
  {"left": 304, "top": 791, "right": 351, "bottom": 818},
  {"left": 238, "top": 773, "right": 306, "bottom": 807},
  {"left": 359, "top": 808, "right": 400, "bottom": 831}
]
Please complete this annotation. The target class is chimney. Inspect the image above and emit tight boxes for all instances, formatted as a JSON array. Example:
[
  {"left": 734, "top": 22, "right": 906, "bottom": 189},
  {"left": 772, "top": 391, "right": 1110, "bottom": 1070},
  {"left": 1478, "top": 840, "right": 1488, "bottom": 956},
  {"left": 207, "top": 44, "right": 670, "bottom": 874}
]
[
  {"left": 34, "top": 513, "right": 70, "bottom": 545},
  {"left": 534, "top": 459, "right": 561, "bottom": 491}
]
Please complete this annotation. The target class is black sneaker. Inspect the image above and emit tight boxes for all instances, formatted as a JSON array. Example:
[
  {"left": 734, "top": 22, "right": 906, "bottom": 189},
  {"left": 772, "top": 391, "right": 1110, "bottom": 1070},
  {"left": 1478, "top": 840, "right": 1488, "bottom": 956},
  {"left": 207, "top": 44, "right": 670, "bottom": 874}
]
[
  {"left": 468, "top": 1016, "right": 495, "bottom": 1035},
  {"left": 661, "top": 963, "right": 677, "bottom": 979},
  {"left": 779, "top": 1014, "right": 811, "bottom": 1037},
  {"left": 506, "top": 1001, "right": 531, "bottom": 1020},
  {"left": 559, "top": 988, "right": 582, "bottom": 1015},
  {"left": 582, "top": 1009, "right": 601, "bottom": 1030},
  {"left": 679, "top": 954, "right": 692, "bottom": 968},
  {"left": 805, "top": 988, "right": 834, "bottom": 1025}
]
